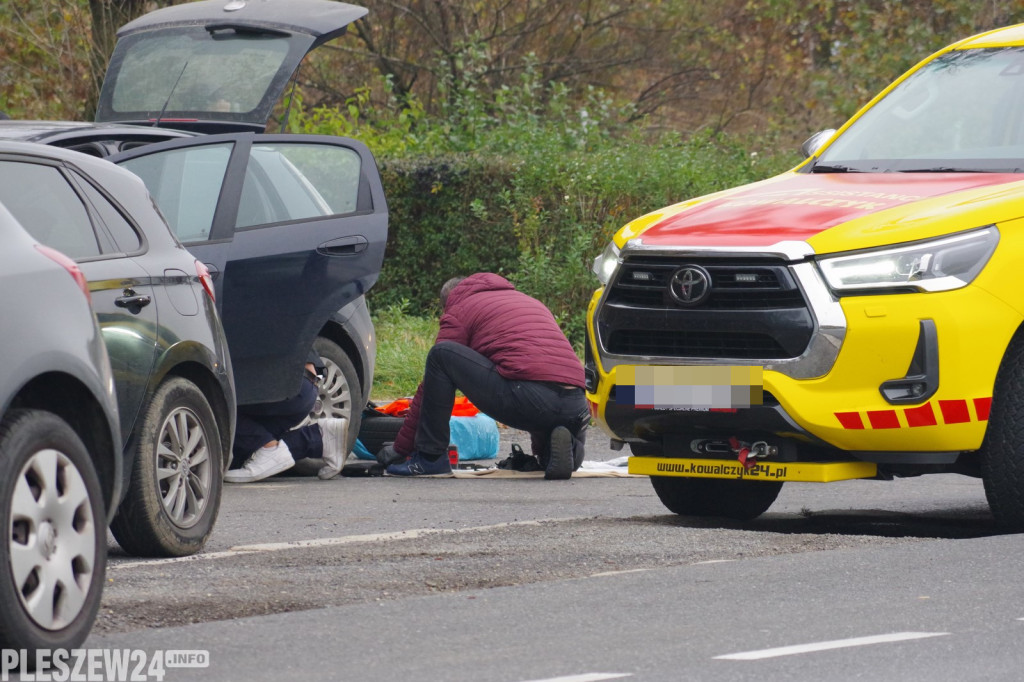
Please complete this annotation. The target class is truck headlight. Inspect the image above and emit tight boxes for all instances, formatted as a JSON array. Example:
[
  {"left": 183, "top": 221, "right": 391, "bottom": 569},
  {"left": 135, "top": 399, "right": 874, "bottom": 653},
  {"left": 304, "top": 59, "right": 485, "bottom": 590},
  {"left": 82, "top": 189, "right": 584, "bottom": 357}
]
[
  {"left": 817, "top": 226, "right": 998, "bottom": 293},
  {"left": 592, "top": 242, "right": 621, "bottom": 284}
]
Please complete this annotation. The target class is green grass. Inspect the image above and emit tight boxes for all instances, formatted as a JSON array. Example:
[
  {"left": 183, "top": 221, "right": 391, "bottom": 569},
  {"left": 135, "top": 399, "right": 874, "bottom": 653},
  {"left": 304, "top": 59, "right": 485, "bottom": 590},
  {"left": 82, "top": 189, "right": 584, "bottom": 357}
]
[{"left": 369, "top": 304, "right": 437, "bottom": 401}]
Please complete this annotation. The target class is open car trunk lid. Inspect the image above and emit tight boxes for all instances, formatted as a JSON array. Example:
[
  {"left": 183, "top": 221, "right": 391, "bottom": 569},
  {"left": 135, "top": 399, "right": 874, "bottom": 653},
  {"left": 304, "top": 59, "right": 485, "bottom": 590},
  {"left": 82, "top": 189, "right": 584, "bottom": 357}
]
[{"left": 96, "top": 0, "right": 366, "bottom": 134}]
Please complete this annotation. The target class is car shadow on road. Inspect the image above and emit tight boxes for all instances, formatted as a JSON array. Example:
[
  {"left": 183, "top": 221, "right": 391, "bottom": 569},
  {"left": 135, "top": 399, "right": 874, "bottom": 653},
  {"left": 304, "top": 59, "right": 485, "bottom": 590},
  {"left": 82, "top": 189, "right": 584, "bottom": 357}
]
[{"left": 643, "top": 506, "right": 1004, "bottom": 540}]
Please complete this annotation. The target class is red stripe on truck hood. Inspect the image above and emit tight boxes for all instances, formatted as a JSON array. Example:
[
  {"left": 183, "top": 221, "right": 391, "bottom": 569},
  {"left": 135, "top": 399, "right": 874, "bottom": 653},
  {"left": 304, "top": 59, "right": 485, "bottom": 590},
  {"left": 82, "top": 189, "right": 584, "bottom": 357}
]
[{"left": 636, "top": 172, "right": 1022, "bottom": 247}]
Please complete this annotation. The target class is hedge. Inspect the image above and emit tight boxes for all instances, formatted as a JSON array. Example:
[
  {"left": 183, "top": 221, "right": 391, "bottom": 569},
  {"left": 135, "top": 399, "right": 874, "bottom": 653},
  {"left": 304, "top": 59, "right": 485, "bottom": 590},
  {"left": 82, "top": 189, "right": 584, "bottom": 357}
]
[{"left": 368, "top": 133, "right": 798, "bottom": 348}]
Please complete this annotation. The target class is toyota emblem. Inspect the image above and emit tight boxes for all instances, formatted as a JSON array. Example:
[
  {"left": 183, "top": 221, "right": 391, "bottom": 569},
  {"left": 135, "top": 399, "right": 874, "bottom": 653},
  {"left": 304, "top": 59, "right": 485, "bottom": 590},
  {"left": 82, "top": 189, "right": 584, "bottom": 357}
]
[{"left": 668, "top": 265, "right": 712, "bottom": 306}]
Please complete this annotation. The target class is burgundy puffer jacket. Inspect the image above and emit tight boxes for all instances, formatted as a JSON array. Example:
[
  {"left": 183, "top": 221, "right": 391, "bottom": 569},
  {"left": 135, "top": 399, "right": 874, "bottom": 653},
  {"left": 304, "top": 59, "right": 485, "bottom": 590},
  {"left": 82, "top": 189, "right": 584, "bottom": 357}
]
[{"left": 393, "top": 273, "right": 583, "bottom": 455}]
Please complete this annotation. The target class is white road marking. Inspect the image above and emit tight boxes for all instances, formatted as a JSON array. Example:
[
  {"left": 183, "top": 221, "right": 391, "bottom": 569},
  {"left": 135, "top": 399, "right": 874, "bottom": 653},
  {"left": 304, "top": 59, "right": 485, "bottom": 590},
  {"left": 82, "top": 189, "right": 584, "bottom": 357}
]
[
  {"left": 110, "top": 517, "right": 591, "bottom": 569},
  {"left": 520, "top": 674, "right": 632, "bottom": 682},
  {"left": 589, "top": 568, "right": 651, "bottom": 578},
  {"left": 715, "top": 632, "right": 949, "bottom": 660},
  {"left": 590, "top": 558, "right": 736, "bottom": 578}
]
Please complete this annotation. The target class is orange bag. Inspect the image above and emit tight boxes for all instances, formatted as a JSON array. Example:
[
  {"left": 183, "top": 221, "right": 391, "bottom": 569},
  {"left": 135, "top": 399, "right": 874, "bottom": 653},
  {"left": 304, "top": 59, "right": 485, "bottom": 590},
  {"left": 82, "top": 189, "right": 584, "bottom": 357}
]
[{"left": 378, "top": 396, "right": 480, "bottom": 418}]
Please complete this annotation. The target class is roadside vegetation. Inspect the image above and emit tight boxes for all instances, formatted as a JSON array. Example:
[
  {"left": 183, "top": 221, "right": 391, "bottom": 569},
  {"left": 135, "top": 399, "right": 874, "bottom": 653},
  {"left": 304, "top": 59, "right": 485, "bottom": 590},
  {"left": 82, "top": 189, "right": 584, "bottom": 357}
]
[
  {"left": 295, "top": 74, "right": 797, "bottom": 348},
  {"left": 370, "top": 303, "right": 436, "bottom": 400},
  {"left": 3, "top": 0, "right": 1024, "bottom": 387}
]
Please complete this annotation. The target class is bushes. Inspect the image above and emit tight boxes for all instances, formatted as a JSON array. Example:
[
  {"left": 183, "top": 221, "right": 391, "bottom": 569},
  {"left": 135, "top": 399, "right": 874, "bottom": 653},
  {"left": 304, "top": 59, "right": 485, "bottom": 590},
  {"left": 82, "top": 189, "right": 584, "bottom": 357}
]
[
  {"left": 374, "top": 154, "right": 521, "bottom": 315},
  {"left": 372, "top": 131, "right": 796, "bottom": 347}
]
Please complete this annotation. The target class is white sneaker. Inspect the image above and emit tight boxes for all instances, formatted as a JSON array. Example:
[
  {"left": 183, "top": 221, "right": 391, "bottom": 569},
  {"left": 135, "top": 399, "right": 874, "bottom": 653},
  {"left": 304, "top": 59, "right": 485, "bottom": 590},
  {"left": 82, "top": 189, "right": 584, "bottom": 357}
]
[
  {"left": 317, "top": 417, "right": 348, "bottom": 480},
  {"left": 224, "top": 442, "right": 294, "bottom": 483}
]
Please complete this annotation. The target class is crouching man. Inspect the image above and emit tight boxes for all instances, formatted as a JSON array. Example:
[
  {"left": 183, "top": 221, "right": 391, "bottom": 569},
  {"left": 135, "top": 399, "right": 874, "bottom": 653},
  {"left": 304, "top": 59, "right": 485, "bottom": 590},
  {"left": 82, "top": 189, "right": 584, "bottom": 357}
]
[{"left": 380, "top": 273, "right": 589, "bottom": 479}]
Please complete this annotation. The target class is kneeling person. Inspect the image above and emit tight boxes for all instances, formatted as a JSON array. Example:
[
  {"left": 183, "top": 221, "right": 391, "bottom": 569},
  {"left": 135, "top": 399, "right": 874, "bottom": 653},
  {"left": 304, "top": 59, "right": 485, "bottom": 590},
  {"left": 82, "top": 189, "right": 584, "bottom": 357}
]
[
  {"left": 226, "top": 352, "right": 348, "bottom": 483},
  {"left": 381, "top": 273, "right": 588, "bottom": 479}
]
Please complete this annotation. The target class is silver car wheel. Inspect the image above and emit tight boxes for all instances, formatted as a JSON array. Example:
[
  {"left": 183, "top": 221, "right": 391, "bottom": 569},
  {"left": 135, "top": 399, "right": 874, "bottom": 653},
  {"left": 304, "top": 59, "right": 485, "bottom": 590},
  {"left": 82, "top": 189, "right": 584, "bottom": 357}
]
[
  {"left": 110, "top": 377, "right": 223, "bottom": 557},
  {"left": 297, "top": 337, "right": 362, "bottom": 457},
  {"left": 9, "top": 448, "right": 97, "bottom": 630},
  {"left": 155, "top": 407, "right": 211, "bottom": 529},
  {"left": 316, "top": 356, "right": 354, "bottom": 421}
]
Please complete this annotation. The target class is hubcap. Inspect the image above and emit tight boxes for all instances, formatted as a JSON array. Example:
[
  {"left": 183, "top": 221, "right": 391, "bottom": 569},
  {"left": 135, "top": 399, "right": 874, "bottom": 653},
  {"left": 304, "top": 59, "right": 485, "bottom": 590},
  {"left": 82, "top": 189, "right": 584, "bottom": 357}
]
[
  {"left": 156, "top": 407, "right": 211, "bottom": 529},
  {"left": 9, "top": 448, "right": 96, "bottom": 630}
]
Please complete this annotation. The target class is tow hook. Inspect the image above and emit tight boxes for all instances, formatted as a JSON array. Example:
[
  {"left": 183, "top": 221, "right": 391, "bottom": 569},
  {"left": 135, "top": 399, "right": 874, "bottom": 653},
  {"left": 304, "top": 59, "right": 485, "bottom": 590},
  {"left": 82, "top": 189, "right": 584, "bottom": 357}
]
[
  {"left": 691, "top": 439, "right": 734, "bottom": 456},
  {"left": 728, "top": 437, "right": 778, "bottom": 469}
]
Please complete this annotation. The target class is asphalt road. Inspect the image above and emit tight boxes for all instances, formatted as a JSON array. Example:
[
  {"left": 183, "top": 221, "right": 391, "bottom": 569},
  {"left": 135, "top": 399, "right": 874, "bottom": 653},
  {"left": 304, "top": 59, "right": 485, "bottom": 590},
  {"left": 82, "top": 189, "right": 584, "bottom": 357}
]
[{"left": 83, "top": 428, "right": 1021, "bottom": 681}]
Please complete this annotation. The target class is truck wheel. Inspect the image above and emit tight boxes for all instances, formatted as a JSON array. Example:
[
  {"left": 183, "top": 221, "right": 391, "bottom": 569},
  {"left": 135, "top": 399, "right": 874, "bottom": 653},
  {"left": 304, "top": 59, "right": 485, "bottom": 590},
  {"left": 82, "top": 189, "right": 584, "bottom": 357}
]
[
  {"left": 0, "top": 409, "right": 106, "bottom": 652},
  {"left": 110, "top": 377, "right": 223, "bottom": 557},
  {"left": 980, "top": 336, "right": 1024, "bottom": 529},
  {"left": 650, "top": 476, "right": 782, "bottom": 520},
  {"left": 311, "top": 337, "right": 362, "bottom": 452}
]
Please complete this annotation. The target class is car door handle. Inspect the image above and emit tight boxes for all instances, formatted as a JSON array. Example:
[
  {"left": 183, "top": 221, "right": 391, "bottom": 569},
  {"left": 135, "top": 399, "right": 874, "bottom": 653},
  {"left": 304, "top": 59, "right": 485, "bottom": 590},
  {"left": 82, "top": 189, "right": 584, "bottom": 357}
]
[
  {"left": 115, "top": 293, "right": 152, "bottom": 314},
  {"left": 318, "top": 236, "right": 368, "bottom": 256}
]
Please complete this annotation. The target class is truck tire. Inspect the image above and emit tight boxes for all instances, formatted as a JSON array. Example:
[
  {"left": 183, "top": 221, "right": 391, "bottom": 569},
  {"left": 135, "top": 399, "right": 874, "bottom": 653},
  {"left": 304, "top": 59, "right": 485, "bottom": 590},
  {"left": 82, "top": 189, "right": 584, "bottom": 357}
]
[
  {"left": 981, "top": 336, "right": 1024, "bottom": 530},
  {"left": 649, "top": 476, "right": 782, "bottom": 520}
]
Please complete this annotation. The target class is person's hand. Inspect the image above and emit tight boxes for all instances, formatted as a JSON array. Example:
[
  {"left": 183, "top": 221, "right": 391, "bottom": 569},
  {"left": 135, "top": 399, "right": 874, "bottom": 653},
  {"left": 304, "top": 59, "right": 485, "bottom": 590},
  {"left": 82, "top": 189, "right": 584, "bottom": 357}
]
[{"left": 376, "top": 443, "right": 406, "bottom": 466}]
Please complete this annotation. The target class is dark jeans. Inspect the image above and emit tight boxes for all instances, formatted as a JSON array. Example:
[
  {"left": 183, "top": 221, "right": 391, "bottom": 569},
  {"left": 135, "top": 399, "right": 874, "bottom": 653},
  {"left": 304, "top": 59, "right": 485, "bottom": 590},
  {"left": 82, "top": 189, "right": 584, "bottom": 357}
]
[
  {"left": 232, "top": 376, "right": 323, "bottom": 468},
  {"left": 416, "top": 341, "right": 589, "bottom": 461}
]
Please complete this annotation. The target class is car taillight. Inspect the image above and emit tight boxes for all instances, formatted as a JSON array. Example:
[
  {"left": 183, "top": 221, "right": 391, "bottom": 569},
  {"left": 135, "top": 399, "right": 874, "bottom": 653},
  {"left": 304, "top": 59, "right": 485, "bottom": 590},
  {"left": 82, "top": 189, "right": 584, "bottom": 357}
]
[
  {"left": 195, "top": 260, "right": 216, "bottom": 302},
  {"left": 36, "top": 244, "right": 90, "bottom": 303}
]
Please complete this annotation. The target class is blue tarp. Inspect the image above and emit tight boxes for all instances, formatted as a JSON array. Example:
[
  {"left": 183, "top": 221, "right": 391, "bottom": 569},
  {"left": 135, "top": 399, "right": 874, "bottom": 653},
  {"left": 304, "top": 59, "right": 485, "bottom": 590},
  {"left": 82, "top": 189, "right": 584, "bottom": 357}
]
[{"left": 353, "top": 413, "right": 500, "bottom": 461}]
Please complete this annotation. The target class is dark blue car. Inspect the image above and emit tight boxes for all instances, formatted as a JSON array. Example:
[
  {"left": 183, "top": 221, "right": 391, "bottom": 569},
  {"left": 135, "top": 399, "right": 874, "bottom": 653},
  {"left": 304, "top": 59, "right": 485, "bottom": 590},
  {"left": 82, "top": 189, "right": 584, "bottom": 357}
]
[{"left": 99, "top": 1, "right": 386, "bottom": 435}]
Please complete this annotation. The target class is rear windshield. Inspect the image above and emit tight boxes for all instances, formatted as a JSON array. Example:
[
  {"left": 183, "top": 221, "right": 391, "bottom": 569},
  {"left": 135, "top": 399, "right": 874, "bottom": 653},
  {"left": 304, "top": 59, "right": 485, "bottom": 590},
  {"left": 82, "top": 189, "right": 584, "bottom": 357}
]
[{"left": 110, "top": 30, "right": 291, "bottom": 117}]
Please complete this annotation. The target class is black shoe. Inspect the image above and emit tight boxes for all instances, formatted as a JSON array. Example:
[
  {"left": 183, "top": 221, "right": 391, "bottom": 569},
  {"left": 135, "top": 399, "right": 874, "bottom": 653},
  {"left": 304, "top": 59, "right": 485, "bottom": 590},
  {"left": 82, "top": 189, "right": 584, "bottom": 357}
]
[
  {"left": 497, "top": 443, "right": 541, "bottom": 472},
  {"left": 545, "top": 426, "right": 573, "bottom": 480}
]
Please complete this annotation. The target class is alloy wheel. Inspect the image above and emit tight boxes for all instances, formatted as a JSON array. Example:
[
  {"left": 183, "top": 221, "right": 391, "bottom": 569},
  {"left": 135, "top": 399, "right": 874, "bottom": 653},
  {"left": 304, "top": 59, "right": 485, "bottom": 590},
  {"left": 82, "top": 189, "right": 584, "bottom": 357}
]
[{"left": 155, "top": 407, "right": 211, "bottom": 529}]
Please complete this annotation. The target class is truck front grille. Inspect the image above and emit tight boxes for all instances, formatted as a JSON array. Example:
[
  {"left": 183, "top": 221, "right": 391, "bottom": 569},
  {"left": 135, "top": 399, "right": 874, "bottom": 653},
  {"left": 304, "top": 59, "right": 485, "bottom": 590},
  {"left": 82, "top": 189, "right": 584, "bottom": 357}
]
[
  {"left": 598, "top": 255, "right": 814, "bottom": 360},
  {"left": 607, "top": 329, "right": 789, "bottom": 359}
]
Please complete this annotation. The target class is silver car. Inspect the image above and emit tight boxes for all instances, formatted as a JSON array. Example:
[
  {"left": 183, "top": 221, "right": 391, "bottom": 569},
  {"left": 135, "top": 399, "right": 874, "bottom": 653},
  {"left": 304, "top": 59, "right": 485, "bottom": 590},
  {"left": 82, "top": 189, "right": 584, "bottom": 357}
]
[{"left": 0, "top": 203, "right": 122, "bottom": 653}]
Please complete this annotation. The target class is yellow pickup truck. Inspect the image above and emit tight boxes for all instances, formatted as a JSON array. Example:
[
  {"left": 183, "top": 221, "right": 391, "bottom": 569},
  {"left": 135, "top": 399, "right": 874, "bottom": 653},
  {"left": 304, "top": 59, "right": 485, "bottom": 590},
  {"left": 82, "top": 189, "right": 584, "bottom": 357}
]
[{"left": 586, "top": 24, "right": 1024, "bottom": 526}]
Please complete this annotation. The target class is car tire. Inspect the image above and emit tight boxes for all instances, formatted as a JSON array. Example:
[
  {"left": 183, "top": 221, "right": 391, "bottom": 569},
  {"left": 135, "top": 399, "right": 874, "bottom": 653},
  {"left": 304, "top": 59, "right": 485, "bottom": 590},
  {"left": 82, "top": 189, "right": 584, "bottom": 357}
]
[
  {"left": 629, "top": 441, "right": 662, "bottom": 456},
  {"left": 110, "top": 377, "right": 223, "bottom": 558},
  {"left": 357, "top": 412, "right": 405, "bottom": 456},
  {"left": 649, "top": 476, "right": 782, "bottom": 520},
  {"left": 0, "top": 409, "right": 106, "bottom": 652},
  {"left": 981, "top": 336, "right": 1024, "bottom": 530},
  {"left": 311, "top": 337, "right": 362, "bottom": 452}
]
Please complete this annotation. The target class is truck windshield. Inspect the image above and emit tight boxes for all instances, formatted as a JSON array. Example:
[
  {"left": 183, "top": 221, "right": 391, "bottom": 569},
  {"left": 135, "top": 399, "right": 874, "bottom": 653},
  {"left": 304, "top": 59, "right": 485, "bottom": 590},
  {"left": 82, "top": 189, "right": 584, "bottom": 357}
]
[{"left": 814, "top": 47, "right": 1024, "bottom": 173}]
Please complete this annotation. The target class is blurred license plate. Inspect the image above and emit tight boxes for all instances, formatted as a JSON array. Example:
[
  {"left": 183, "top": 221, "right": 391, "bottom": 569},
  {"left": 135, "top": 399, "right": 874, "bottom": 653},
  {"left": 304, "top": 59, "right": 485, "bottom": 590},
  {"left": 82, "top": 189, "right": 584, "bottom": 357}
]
[{"left": 615, "top": 365, "right": 763, "bottom": 409}]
